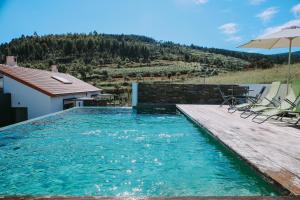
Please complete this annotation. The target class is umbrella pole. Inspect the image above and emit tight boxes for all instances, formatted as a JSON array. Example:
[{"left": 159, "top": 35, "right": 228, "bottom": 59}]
[{"left": 287, "top": 38, "right": 292, "bottom": 94}]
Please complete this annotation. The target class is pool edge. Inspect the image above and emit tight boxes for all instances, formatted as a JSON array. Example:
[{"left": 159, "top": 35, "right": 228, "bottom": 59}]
[
  {"left": 0, "top": 106, "right": 133, "bottom": 131},
  {"left": 0, "top": 195, "right": 298, "bottom": 200}
]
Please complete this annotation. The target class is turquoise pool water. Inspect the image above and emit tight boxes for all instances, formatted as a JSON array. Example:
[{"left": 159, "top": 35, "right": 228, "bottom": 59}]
[{"left": 0, "top": 108, "right": 279, "bottom": 196}]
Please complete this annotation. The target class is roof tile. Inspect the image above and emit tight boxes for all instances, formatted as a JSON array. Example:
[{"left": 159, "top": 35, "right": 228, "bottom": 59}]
[{"left": 0, "top": 65, "right": 101, "bottom": 97}]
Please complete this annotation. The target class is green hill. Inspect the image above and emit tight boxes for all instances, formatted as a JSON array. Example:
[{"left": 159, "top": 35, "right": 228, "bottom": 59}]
[
  {"left": 0, "top": 33, "right": 275, "bottom": 82},
  {"left": 0, "top": 33, "right": 296, "bottom": 105}
]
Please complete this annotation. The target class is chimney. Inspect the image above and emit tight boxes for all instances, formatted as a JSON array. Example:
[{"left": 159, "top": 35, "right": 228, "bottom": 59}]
[
  {"left": 51, "top": 65, "right": 58, "bottom": 73},
  {"left": 6, "top": 56, "right": 17, "bottom": 67}
]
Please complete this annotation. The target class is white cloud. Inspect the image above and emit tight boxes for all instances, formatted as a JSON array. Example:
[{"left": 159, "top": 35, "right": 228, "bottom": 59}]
[
  {"left": 219, "top": 23, "right": 241, "bottom": 42},
  {"left": 291, "top": 3, "right": 300, "bottom": 17},
  {"left": 194, "top": 0, "right": 208, "bottom": 5},
  {"left": 256, "top": 7, "right": 278, "bottom": 22},
  {"left": 226, "top": 35, "right": 242, "bottom": 42},
  {"left": 259, "top": 19, "right": 300, "bottom": 37},
  {"left": 249, "top": 0, "right": 266, "bottom": 6},
  {"left": 219, "top": 23, "right": 238, "bottom": 35}
]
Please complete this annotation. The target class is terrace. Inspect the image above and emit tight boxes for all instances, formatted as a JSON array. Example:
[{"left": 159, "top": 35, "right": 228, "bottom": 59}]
[{"left": 177, "top": 104, "right": 300, "bottom": 195}]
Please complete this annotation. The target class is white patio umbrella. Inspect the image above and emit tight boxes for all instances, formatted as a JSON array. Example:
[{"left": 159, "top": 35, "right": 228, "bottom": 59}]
[{"left": 239, "top": 26, "right": 300, "bottom": 92}]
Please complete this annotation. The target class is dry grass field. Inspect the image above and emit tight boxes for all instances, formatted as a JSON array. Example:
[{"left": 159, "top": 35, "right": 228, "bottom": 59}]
[{"left": 184, "top": 64, "right": 300, "bottom": 84}]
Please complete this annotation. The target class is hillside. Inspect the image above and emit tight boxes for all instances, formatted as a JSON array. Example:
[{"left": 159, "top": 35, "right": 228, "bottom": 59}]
[
  {"left": 0, "top": 33, "right": 274, "bottom": 80},
  {"left": 184, "top": 63, "right": 300, "bottom": 84},
  {"left": 0, "top": 33, "right": 291, "bottom": 105}
]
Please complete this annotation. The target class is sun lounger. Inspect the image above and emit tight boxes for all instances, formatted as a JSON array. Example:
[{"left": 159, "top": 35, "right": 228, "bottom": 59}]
[
  {"left": 218, "top": 85, "right": 237, "bottom": 107},
  {"left": 239, "top": 81, "right": 281, "bottom": 118},
  {"left": 228, "top": 86, "right": 266, "bottom": 113},
  {"left": 252, "top": 80, "right": 300, "bottom": 124}
]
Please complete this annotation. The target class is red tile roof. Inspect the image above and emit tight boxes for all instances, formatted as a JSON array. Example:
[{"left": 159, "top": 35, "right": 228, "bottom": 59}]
[{"left": 0, "top": 65, "right": 101, "bottom": 97}]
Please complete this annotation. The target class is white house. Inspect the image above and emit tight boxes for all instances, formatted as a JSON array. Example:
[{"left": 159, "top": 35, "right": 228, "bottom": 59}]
[{"left": 0, "top": 64, "right": 101, "bottom": 119}]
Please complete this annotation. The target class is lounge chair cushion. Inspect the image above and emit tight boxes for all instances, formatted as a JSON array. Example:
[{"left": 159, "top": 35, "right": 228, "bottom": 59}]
[
  {"left": 235, "top": 103, "right": 250, "bottom": 109},
  {"left": 250, "top": 106, "right": 273, "bottom": 112},
  {"left": 292, "top": 80, "right": 300, "bottom": 112},
  {"left": 260, "top": 108, "right": 284, "bottom": 117},
  {"left": 258, "top": 81, "right": 280, "bottom": 106}
]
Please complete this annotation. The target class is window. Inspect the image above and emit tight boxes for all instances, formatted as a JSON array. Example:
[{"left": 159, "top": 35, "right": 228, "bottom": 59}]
[
  {"left": 63, "top": 98, "right": 76, "bottom": 109},
  {"left": 51, "top": 75, "right": 72, "bottom": 84}
]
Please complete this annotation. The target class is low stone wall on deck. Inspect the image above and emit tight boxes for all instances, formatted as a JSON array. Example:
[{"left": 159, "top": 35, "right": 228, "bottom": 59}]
[{"left": 134, "top": 83, "right": 249, "bottom": 109}]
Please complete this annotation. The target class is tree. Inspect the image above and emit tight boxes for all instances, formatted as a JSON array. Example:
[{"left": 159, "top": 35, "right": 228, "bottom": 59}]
[
  {"left": 167, "top": 72, "right": 172, "bottom": 80},
  {"left": 123, "top": 75, "right": 130, "bottom": 82},
  {"left": 101, "top": 70, "right": 109, "bottom": 80},
  {"left": 87, "top": 39, "right": 95, "bottom": 52},
  {"left": 73, "top": 64, "right": 91, "bottom": 80},
  {"left": 48, "top": 59, "right": 54, "bottom": 66},
  {"left": 64, "top": 40, "right": 74, "bottom": 55},
  {"left": 136, "top": 73, "right": 143, "bottom": 81}
]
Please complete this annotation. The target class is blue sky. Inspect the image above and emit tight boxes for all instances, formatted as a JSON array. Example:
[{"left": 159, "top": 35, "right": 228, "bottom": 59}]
[{"left": 0, "top": 0, "right": 300, "bottom": 54}]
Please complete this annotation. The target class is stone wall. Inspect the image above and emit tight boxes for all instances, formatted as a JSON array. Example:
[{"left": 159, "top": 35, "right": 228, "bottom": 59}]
[{"left": 136, "top": 83, "right": 249, "bottom": 107}]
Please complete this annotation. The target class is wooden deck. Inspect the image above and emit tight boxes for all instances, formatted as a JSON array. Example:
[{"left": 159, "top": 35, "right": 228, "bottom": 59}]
[{"left": 176, "top": 105, "right": 300, "bottom": 196}]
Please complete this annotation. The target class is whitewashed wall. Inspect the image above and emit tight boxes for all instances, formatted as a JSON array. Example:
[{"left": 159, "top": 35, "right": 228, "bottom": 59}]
[
  {"left": 3, "top": 76, "right": 52, "bottom": 119},
  {"left": 3, "top": 76, "right": 100, "bottom": 119}
]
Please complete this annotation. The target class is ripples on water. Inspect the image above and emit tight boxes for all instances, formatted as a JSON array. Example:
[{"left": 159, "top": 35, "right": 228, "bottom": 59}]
[{"left": 0, "top": 108, "right": 279, "bottom": 196}]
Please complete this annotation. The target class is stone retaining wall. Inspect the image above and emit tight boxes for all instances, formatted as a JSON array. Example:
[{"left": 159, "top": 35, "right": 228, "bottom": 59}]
[{"left": 136, "top": 83, "right": 249, "bottom": 107}]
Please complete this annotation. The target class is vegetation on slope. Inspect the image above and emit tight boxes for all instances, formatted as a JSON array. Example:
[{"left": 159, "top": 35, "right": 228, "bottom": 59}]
[
  {"left": 184, "top": 64, "right": 300, "bottom": 84},
  {"left": 0, "top": 33, "right": 275, "bottom": 79},
  {"left": 1, "top": 33, "right": 298, "bottom": 105}
]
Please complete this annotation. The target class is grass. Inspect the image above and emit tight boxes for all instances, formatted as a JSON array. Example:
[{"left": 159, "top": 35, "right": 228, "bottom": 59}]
[
  {"left": 95, "top": 64, "right": 201, "bottom": 78},
  {"left": 93, "top": 63, "right": 300, "bottom": 105},
  {"left": 184, "top": 64, "right": 300, "bottom": 84}
]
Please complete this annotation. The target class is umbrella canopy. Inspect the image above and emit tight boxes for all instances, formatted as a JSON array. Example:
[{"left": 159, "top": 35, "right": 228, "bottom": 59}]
[
  {"left": 240, "top": 26, "right": 300, "bottom": 49},
  {"left": 239, "top": 26, "right": 300, "bottom": 93}
]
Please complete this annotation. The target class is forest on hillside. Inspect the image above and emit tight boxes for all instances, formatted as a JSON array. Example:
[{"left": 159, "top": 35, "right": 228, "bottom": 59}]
[
  {"left": 0, "top": 33, "right": 297, "bottom": 74},
  {"left": 0, "top": 33, "right": 279, "bottom": 74},
  {"left": 0, "top": 32, "right": 298, "bottom": 105},
  {"left": 0, "top": 33, "right": 246, "bottom": 84}
]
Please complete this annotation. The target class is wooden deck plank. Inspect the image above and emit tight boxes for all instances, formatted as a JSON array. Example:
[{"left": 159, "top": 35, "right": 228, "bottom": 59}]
[{"left": 176, "top": 105, "right": 300, "bottom": 196}]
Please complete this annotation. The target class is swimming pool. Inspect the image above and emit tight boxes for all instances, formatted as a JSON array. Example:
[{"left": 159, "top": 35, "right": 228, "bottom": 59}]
[{"left": 0, "top": 107, "right": 280, "bottom": 196}]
